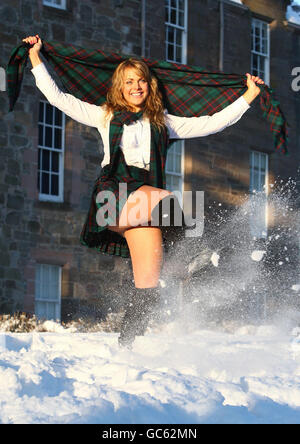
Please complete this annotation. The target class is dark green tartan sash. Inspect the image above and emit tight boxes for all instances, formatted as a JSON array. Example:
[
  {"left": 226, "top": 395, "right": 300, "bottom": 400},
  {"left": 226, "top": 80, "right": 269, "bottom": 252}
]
[
  {"left": 7, "top": 40, "right": 288, "bottom": 154},
  {"left": 109, "top": 110, "right": 169, "bottom": 188},
  {"left": 94, "top": 109, "right": 169, "bottom": 228}
]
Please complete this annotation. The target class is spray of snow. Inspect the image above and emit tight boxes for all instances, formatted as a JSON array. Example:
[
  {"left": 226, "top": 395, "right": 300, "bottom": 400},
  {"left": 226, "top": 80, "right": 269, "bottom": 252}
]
[
  {"left": 160, "top": 175, "right": 300, "bottom": 332},
  {"left": 1, "top": 176, "right": 300, "bottom": 424}
]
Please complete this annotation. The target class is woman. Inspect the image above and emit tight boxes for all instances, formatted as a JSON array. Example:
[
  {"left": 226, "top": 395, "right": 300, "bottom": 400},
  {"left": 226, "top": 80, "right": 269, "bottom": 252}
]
[{"left": 23, "top": 35, "right": 264, "bottom": 348}]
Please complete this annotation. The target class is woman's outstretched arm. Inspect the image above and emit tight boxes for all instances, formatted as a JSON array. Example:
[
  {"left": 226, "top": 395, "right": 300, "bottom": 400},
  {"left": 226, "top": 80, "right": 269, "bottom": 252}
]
[
  {"left": 23, "top": 35, "right": 104, "bottom": 128},
  {"left": 166, "top": 74, "right": 265, "bottom": 139}
]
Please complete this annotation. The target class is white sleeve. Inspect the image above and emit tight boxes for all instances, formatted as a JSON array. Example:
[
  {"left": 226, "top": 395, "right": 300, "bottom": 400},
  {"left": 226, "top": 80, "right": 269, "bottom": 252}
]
[
  {"left": 165, "top": 95, "right": 250, "bottom": 139},
  {"left": 31, "top": 63, "right": 104, "bottom": 128}
]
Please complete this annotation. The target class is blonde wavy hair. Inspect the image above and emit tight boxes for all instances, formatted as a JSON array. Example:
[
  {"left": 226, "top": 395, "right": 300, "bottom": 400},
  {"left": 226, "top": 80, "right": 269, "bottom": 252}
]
[{"left": 105, "top": 58, "right": 166, "bottom": 130}]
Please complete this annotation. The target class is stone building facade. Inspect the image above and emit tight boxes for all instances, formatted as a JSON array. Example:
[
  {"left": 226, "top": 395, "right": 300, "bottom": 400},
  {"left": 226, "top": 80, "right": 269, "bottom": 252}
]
[{"left": 0, "top": 0, "right": 299, "bottom": 322}]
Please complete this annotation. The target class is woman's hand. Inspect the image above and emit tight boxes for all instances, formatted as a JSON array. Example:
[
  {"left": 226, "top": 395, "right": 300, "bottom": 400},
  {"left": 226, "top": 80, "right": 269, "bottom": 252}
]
[
  {"left": 22, "top": 35, "right": 42, "bottom": 53},
  {"left": 243, "top": 73, "right": 265, "bottom": 105},
  {"left": 22, "top": 35, "right": 42, "bottom": 68}
]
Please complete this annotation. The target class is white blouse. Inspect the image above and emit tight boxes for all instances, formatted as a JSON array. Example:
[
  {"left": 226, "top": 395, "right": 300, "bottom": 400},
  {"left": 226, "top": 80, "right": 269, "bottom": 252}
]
[{"left": 31, "top": 63, "right": 250, "bottom": 171}]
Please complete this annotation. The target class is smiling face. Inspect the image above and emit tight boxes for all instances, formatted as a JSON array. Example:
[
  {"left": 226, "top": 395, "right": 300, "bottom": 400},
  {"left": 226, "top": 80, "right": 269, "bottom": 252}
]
[{"left": 121, "top": 67, "right": 149, "bottom": 112}]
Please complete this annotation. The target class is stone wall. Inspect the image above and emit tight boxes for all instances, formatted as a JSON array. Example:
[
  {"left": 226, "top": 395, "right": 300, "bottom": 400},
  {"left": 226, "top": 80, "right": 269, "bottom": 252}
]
[
  {"left": 185, "top": 0, "right": 300, "bottom": 208},
  {"left": 0, "top": 0, "right": 166, "bottom": 319},
  {"left": 0, "top": 0, "right": 299, "bottom": 320}
]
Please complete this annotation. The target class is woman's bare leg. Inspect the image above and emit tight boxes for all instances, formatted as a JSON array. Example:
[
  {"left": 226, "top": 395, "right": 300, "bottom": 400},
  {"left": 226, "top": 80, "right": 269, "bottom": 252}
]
[
  {"left": 106, "top": 185, "right": 172, "bottom": 287},
  {"left": 107, "top": 185, "right": 172, "bottom": 236},
  {"left": 124, "top": 226, "right": 163, "bottom": 288}
]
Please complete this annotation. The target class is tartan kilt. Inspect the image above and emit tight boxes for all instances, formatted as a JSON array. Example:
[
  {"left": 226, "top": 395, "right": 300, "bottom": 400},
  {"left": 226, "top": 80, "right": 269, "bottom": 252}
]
[
  {"left": 80, "top": 165, "right": 154, "bottom": 258},
  {"left": 80, "top": 164, "right": 186, "bottom": 258}
]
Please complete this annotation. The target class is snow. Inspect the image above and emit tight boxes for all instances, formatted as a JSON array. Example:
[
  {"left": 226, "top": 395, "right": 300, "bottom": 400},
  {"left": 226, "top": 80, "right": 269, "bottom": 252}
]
[
  {"left": 210, "top": 252, "right": 220, "bottom": 267},
  {"left": 1, "top": 173, "right": 299, "bottom": 424},
  {"left": 251, "top": 250, "right": 266, "bottom": 262},
  {"left": 1, "top": 320, "right": 300, "bottom": 424}
]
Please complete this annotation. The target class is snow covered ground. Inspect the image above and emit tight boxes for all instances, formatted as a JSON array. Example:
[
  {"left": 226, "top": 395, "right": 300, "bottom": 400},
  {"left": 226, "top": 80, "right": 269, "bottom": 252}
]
[{"left": 1, "top": 317, "right": 300, "bottom": 424}]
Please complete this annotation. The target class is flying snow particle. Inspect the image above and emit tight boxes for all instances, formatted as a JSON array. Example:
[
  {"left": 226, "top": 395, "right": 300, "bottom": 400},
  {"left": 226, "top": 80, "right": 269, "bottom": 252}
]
[
  {"left": 210, "top": 252, "right": 220, "bottom": 267},
  {"left": 291, "top": 285, "right": 300, "bottom": 292},
  {"left": 250, "top": 250, "right": 266, "bottom": 262},
  {"left": 159, "top": 279, "right": 166, "bottom": 288}
]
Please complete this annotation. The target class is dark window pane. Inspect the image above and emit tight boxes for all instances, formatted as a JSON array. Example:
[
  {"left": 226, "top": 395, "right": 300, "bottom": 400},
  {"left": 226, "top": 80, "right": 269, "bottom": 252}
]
[
  {"left": 262, "top": 38, "right": 267, "bottom": 54},
  {"left": 176, "top": 45, "right": 182, "bottom": 62},
  {"left": 176, "top": 29, "right": 182, "bottom": 45},
  {"left": 51, "top": 174, "right": 59, "bottom": 196},
  {"left": 38, "top": 148, "right": 41, "bottom": 170},
  {"left": 255, "top": 37, "right": 260, "bottom": 52},
  {"left": 252, "top": 53, "right": 258, "bottom": 72},
  {"left": 171, "top": 7, "right": 176, "bottom": 24},
  {"left": 167, "top": 26, "right": 174, "bottom": 43},
  {"left": 42, "top": 149, "right": 50, "bottom": 171},
  {"left": 45, "top": 103, "right": 53, "bottom": 125},
  {"left": 38, "top": 124, "right": 43, "bottom": 146},
  {"left": 54, "top": 128, "right": 62, "bottom": 149},
  {"left": 55, "top": 109, "right": 62, "bottom": 126},
  {"left": 178, "top": 10, "right": 184, "bottom": 26},
  {"left": 168, "top": 43, "right": 174, "bottom": 61},
  {"left": 39, "top": 102, "right": 44, "bottom": 122},
  {"left": 41, "top": 172, "right": 49, "bottom": 194},
  {"left": 52, "top": 151, "right": 59, "bottom": 173},
  {"left": 45, "top": 126, "right": 52, "bottom": 148}
]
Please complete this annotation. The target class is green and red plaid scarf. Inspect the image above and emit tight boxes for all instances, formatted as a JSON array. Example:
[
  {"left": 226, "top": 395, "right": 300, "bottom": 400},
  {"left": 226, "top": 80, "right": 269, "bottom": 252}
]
[{"left": 7, "top": 39, "right": 288, "bottom": 154}]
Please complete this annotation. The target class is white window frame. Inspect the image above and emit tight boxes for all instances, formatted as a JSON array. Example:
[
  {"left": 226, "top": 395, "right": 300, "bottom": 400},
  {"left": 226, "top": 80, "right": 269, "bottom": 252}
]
[
  {"left": 43, "top": 0, "right": 66, "bottom": 10},
  {"left": 251, "top": 18, "right": 270, "bottom": 85},
  {"left": 166, "top": 140, "right": 185, "bottom": 203},
  {"left": 165, "top": 0, "right": 187, "bottom": 198},
  {"left": 165, "top": 0, "right": 188, "bottom": 64},
  {"left": 35, "top": 264, "right": 62, "bottom": 321},
  {"left": 38, "top": 100, "right": 65, "bottom": 202},
  {"left": 249, "top": 150, "right": 269, "bottom": 239}
]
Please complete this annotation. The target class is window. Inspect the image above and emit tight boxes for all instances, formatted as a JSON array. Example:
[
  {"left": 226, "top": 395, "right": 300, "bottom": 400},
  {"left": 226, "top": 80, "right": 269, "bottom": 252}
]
[
  {"left": 43, "top": 0, "right": 66, "bottom": 9},
  {"left": 251, "top": 18, "right": 270, "bottom": 84},
  {"left": 166, "top": 141, "right": 184, "bottom": 200},
  {"left": 35, "top": 264, "right": 61, "bottom": 321},
  {"left": 38, "top": 101, "right": 65, "bottom": 202},
  {"left": 165, "top": 0, "right": 187, "bottom": 64},
  {"left": 165, "top": 0, "right": 187, "bottom": 197},
  {"left": 249, "top": 151, "right": 269, "bottom": 238}
]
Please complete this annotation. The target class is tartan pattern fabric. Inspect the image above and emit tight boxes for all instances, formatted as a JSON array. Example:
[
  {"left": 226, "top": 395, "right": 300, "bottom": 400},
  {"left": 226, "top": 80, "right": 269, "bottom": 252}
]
[
  {"left": 7, "top": 40, "right": 288, "bottom": 154},
  {"left": 80, "top": 110, "right": 169, "bottom": 258}
]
